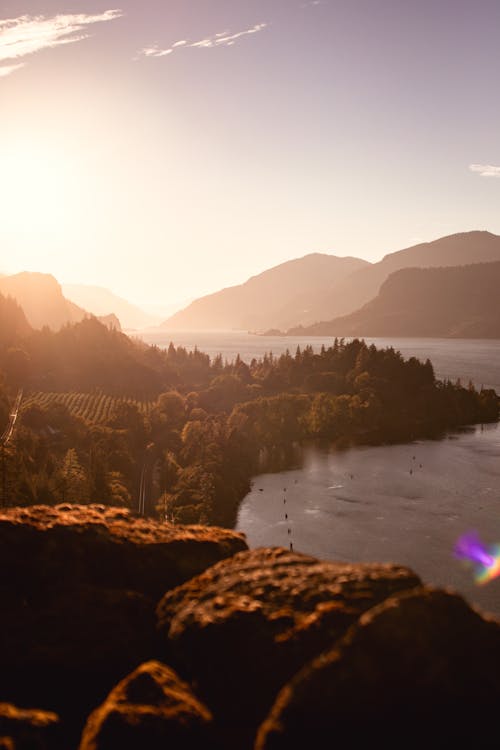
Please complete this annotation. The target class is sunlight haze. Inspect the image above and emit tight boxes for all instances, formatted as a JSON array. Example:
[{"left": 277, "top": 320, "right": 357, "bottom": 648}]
[{"left": 1, "top": 0, "right": 500, "bottom": 305}]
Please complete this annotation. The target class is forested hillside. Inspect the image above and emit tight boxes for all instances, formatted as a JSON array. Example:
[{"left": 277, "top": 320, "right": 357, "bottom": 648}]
[
  {"left": 287, "top": 261, "right": 500, "bottom": 338},
  {"left": 0, "top": 296, "right": 496, "bottom": 526}
]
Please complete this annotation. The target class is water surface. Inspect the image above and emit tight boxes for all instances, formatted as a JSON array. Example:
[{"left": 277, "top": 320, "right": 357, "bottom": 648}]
[
  {"left": 138, "top": 330, "right": 500, "bottom": 614},
  {"left": 138, "top": 331, "right": 500, "bottom": 391},
  {"left": 236, "top": 423, "right": 500, "bottom": 615}
]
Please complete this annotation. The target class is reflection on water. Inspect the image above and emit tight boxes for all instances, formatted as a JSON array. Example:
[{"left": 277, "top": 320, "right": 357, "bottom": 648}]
[{"left": 236, "top": 422, "right": 500, "bottom": 615}]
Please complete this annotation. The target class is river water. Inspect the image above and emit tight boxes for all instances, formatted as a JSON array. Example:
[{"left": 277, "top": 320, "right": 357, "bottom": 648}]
[
  {"left": 138, "top": 331, "right": 500, "bottom": 392},
  {"left": 236, "top": 425, "right": 500, "bottom": 615},
  {"left": 138, "top": 330, "right": 500, "bottom": 614}
]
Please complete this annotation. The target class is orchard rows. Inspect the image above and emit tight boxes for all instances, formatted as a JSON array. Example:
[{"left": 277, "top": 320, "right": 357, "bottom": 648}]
[{"left": 22, "top": 392, "right": 156, "bottom": 425}]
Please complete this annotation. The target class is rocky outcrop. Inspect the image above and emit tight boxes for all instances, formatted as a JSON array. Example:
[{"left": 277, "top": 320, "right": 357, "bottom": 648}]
[
  {"left": 0, "top": 703, "right": 59, "bottom": 750},
  {"left": 3, "top": 505, "right": 500, "bottom": 750},
  {"left": 156, "top": 547, "right": 420, "bottom": 740},
  {"left": 79, "top": 661, "right": 214, "bottom": 750},
  {"left": 256, "top": 587, "right": 500, "bottom": 748},
  {"left": 0, "top": 504, "right": 246, "bottom": 600},
  {"left": 0, "top": 505, "right": 246, "bottom": 742}
]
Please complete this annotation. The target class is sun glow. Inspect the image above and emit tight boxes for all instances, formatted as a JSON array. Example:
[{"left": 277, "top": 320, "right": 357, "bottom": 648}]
[{"left": 0, "top": 133, "right": 86, "bottom": 271}]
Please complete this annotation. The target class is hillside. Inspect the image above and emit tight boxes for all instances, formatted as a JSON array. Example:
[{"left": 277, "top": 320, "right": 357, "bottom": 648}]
[
  {"left": 161, "top": 254, "right": 369, "bottom": 331},
  {"left": 0, "top": 294, "right": 32, "bottom": 349},
  {"left": 162, "top": 232, "right": 500, "bottom": 332},
  {"left": 63, "top": 284, "right": 158, "bottom": 329},
  {"left": 0, "top": 272, "right": 124, "bottom": 332},
  {"left": 0, "top": 272, "right": 89, "bottom": 330},
  {"left": 97, "top": 313, "right": 122, "bottom": 332},
  {"left": 300, "top": 231, "right": 500, "bottom": 325},
  {"left": 288, "top": 261, "right": 500, "bottom": 338}
]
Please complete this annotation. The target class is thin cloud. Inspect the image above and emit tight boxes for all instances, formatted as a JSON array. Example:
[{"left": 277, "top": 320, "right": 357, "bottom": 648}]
[
  {"left": 138, "top": 22, "right": 267, "bottom": 59},
  {"left": 0, "top": 62, "right": 24, "bottom": 77},
  {"left": 0, "top": 9, "right": 123, "bottom": 77},
  {"left": 469, "top": 164, "right": 500, "bottom": 177}
]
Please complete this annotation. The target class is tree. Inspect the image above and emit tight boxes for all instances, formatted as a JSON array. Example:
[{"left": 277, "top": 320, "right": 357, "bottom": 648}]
[
  {"left": 4, "top": 347, "right": 31, "bottom": 386},
  {"left": 61, "top": 448, "right": 89, "bottom": 503}
]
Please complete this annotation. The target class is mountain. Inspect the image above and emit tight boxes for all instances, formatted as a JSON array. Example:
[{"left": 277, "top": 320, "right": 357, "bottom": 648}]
[
  {"left": 300, "top": 231, "right": 500, "bottom": 326},
  {"left": 162, "top": 232, "right": 500, "bottom": 332},
  {"left": 287, "top": 261, "right": 500, "bottom": 338},
  {"left": 161, "top": 254, "right": 369, "bottom": 331},
  {"left": 97, "top": 313, "right": 122, "bottom": 332},
  {"left": 63, "top": 284, "right": 159, "bottom": 330},
  {"left": 0, "top": 272, "right": 121, "bottom": 332},
  {"left": 0, "top": 272, "right": 89, "bottom": 330}
]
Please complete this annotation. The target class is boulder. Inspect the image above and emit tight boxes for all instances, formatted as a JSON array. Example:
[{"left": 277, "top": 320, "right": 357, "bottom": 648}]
[
  {"left": 0, "top": 703, "right": 59, "bottom": 750},
  {"left": 0, "top": 504, "right": 247, "bottom": 600},
  {"left": 256, "top": 587, "right": 500, "bottom": 748},
  {"left": 79, "top": 661, "right": 214, "bottom": 750},
  {"left": 156, "top": 547, "right": 420, "bottom": 740},
  {"left": 0, "top": 504, "right": 246, "bottom": 740},
  {"left": 1, "top": 586, "right": 155, "bottom": 724}
]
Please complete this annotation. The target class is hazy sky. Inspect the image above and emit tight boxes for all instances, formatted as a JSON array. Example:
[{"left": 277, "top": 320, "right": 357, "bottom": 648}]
[{"left": 1, "top": 0, "right": 499, "bottom": 306}]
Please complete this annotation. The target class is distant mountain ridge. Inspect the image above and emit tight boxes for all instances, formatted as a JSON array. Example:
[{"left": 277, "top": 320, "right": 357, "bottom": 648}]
[
  {"left": 0, "top": 273, "right": 121, "bottom": 332},
  {"left": 0, "top": 273, "right": 87, "bottom": 330},
  {"left": 306, "top": 230, "right": 500, "bottom": 324},
  {"left": 161, "top": 254, "right": 369, "bottom": 331},
  {"left": 63, "top": 284, "right": 158, "bottom": 330},
  {"left": 287, "top": 261, "right": 500, "bottom": 338},
  {"left": 162, "top": 231, "right": 500, "bottom": 332}
]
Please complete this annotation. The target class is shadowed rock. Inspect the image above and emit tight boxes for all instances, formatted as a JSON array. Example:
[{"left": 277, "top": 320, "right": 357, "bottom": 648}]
[
  {"left": 256, "top": 587, "right": 500, "bottom": 749},
  {"left": 0, "top": 504, "right": 247, "bottom": 600},
  {"left": 156, "top": 547, "right": 420, "bottom": 741},
  {"left": 0, "top": 504, "right": 246, "bottom": 740},
  {"left": 0, "top": 703, "right": 59, "bottom": 750},
  {"left": 79, "top": 661, "right": 214, "bottom": 750}
]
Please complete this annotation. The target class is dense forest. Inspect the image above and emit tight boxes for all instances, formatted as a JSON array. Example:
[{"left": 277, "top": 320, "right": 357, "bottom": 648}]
[{"left": 0, "top": 292, "right": 497, "bottom": 527}]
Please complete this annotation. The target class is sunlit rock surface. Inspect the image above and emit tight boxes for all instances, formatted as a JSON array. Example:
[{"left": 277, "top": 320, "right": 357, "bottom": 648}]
[
  {"left": 156, "top": 547, "right": 421, "bottom": 739},
  {"left": 0, "top": 703, "right": 59, "bottom": 750},
  {"left": 0, "top": 504, "right": 246, "bottom": 742},
  {"left": 256, "top": 587, "right": 500, "bottom": 748},
  {"left": 0, "top": 504, "right": 247, "bottom": 598},
  {"left": 79, "top": 661, "right": 214, "bottom": 750}
]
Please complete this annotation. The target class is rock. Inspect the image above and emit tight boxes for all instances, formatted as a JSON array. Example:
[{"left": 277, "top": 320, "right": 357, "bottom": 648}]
[
  {"left": 1, "top": 586, "right": 155, "bottom": 727},
  {"left": 0, "top": 504, "right": 247, "bottom": 600},
  {"left": 0, "top": 703, "right": 59, "bottom": 749},
  {"left": 256, "top": 587, "right": 500, "bottom": 749},
  {"left": 79, "top": 661, "right": 214, "bottom": 750},
  {"left": 0, "top": 504, "right": 246, "bottom": 741},
  {"left": 156, "top": 547, "right": 420, "bottom": 741}
]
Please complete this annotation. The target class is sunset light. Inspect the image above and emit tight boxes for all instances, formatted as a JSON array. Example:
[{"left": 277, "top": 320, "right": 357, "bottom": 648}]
[{"left": 1, "top": 4, "right": 500, "bottom": 744}]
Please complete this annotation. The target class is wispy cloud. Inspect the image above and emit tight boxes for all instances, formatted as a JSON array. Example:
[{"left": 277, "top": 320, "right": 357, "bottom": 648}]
[
  {"left": 137, "top": 22, "right": 267, "bottom": 60},
  {"left": 0, "top": 9, "right": 123, "bottom": 77},
  {"left": 0, "top": 62, "right": 24, "bottom": 77},
  {"left": 470, "top": 163, "right": 500, "bottom": 177}
]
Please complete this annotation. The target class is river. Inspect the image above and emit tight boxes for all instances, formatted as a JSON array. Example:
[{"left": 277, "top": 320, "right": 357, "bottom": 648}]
[
  {"left": 138, "top": 330, "right": 500, "bottom": 614},
  {"left": 236, "top": 424, "right": 500, "bottom": 615},
  {"left": 138, "top": 331, "right": 500, "bottom": 392}
]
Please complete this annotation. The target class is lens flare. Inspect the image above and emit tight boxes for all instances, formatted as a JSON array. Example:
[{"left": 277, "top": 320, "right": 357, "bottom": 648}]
[{"left": 454, "top": 532, "right": 500, "bottom": 585}]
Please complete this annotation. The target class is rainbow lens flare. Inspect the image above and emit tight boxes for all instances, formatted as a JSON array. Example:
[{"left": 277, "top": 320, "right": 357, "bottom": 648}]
[{"left": 454, "top": 532, "right": 500, "bottom": 585}]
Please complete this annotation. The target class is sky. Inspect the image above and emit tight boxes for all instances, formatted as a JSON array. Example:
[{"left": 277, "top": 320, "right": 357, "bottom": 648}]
[{"left": 0, "top": 0, "right": 499, "bottom": 307}]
